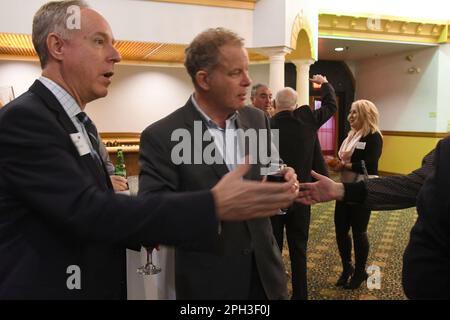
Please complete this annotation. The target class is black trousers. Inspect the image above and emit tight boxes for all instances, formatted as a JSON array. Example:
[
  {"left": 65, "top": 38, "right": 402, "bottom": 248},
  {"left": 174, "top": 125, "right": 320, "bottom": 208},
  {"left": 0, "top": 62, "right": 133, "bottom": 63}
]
[
  {"left": 334, "top": 200, "right": 371, "bottom": 275},
  {"left": 271, "top": 203, "right": 310, "bottom": 300}
]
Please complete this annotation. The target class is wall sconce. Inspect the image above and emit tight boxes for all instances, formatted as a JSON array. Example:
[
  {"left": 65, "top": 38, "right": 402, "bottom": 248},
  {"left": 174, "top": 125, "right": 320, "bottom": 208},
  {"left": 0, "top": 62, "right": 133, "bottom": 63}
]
[{"left": 408, "top": 67, "right": 421, "bottom": 74}]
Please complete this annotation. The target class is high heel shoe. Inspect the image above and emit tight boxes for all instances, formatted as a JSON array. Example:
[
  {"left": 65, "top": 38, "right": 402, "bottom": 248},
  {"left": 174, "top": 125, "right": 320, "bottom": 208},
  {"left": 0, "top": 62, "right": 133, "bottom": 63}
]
[
  {"left": 335, "top": 265, "right": 354, "bottom": 287},
  {"left": 344, "top": 272, "right": 368, "bottom": 290}
]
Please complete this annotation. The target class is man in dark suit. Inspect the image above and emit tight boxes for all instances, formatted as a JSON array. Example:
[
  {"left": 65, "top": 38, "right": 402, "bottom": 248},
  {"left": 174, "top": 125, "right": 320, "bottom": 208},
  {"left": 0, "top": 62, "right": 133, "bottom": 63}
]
[
  {"left": 0, "top": 1, "right": 297, "bottom": 299},
  {"left": 402, "top": 137, "right": 450, "bottom": 299},
  {"left": 270, "top": 78, "right": 337, "bottom": 300},
  {"left": 139, "top": 27, "right": 298, "bottom": 300}
]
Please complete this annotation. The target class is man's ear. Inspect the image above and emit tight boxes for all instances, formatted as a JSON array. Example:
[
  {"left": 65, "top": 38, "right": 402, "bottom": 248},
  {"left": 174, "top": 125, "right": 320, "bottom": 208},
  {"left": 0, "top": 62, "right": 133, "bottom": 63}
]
[
  {"left": 46, "top": 32, "right": 65, "bottom": 62},
  {"left": 195, "top": 70, "right": 210, "bottom": 91}
]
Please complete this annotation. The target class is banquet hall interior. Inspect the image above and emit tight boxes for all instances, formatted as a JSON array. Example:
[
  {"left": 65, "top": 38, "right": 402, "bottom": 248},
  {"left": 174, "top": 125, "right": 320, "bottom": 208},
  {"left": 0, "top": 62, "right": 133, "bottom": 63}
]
[{"left": 1, "top": 0, "right": 449, "bottom": 300}]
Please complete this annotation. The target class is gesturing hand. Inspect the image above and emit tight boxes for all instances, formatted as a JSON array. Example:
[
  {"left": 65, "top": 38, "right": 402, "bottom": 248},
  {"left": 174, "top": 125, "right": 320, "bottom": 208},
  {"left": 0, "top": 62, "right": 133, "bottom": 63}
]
[
  {"left": 296, "top": 170, "right": 345, "bottom": 205},
  {"left": 309, "top": 74, "right": 328, "bottom": 85},
  {"left": 212, "top": 163, "right": 298, "bottom": 220}
]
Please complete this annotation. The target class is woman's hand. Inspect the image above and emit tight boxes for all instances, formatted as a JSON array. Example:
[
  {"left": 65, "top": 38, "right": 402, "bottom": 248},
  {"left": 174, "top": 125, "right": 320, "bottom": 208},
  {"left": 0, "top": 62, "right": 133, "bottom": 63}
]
[{"left": 326, "top": 157, "right": 344, "bottom": 172}]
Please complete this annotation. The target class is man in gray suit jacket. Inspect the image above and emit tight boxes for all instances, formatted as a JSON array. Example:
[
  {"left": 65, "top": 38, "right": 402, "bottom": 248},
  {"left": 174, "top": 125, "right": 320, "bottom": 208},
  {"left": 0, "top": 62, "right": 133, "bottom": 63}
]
[{"left": 139, "top": 28, "right": 296, "bottom": 300}]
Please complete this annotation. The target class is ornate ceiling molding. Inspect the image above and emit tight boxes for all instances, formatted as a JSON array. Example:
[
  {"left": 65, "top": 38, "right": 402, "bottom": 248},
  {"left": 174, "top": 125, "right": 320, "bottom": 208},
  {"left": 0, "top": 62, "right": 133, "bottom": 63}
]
[{"left": 319, "top": 13, "right": 449, "bottom": 44}]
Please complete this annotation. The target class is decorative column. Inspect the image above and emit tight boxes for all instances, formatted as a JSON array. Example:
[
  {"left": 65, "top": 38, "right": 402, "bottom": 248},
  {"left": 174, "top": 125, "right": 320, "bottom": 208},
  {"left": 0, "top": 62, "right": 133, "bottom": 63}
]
[
  {"left": 257, "top": 46, "right": 292, "bottom": 95},
  {"left": 291, "top": 59, "right": 315, "bottom": 106}
]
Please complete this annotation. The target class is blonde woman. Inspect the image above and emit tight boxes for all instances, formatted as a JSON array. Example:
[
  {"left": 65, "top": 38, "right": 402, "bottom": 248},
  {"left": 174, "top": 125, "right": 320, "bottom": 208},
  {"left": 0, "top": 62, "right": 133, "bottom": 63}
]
[{"left": 331, "top": 100, "right": 383, "bottom": 289}]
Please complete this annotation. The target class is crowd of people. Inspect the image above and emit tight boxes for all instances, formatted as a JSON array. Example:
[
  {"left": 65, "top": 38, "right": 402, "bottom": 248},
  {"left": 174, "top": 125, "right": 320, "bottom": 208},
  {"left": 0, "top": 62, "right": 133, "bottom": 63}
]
[{"left": 0, "top": 0, "right": 448, "bottom": 300}]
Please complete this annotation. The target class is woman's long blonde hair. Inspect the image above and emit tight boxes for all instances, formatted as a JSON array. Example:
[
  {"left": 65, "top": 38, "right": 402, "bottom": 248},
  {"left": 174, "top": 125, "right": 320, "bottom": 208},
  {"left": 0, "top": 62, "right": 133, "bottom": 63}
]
[{"left": 350, "top": 99, "right": 382, "bottom": 137}]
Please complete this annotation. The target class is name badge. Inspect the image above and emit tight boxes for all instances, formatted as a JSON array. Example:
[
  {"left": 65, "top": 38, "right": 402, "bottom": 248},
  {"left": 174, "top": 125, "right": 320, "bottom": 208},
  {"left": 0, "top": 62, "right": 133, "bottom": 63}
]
[
  {"left": 70, "top": 133, "right": 90, "bottom": 156},
  {"left": 356, "top": 142, "right": 366, "bottom": 150}
]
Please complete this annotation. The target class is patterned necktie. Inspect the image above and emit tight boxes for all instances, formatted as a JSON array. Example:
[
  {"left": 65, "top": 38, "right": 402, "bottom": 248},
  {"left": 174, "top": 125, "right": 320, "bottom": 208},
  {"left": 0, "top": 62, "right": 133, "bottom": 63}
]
[{"left": 76, "top": 112, "right": 103, "bottom": 166}]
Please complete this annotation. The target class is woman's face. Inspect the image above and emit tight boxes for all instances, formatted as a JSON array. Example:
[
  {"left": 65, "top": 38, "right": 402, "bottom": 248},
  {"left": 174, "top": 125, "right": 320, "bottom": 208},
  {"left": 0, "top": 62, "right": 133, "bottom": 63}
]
[{"left": 348, "top": 105, "right": 362, "bottom": 130}]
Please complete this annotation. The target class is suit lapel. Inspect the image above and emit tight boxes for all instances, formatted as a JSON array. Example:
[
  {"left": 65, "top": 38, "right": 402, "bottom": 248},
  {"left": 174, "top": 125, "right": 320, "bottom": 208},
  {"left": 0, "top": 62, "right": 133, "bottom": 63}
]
[
  {"left": 235, "top": 113, "right": 250, "bottom": 131},
  {"left": 30, "top": 81, "right": 76, "bottom": 134},
  {"left": 235, "top": 110, "right": 262, "bottom": 181},
  {"left": 29, "top": 80, "right": 111, "bottom": 189},
  {"left": 182, "top": 100, "right": 229, "bottom": 180},
  {"left": 235, "top": 113, "right": 250, "bottom": 158}
]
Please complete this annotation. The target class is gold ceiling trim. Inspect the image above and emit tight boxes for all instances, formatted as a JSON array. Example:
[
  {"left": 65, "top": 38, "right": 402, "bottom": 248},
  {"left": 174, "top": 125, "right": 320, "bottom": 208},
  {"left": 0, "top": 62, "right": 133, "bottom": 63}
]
[
  {"left": 319, "top": 14, "right": 449, "bottom": 44},
  {"left": 0, "top": 33, "right": 268, "bottom": 65},
  {"left": 0, "top": 33, "right": 35, "bottom": 56},
  {"left": 151, "top": 0, "right": 257, "bottom": 10},
  {"left": 2, "top": 14, "right": 448, "bottom": 65}
]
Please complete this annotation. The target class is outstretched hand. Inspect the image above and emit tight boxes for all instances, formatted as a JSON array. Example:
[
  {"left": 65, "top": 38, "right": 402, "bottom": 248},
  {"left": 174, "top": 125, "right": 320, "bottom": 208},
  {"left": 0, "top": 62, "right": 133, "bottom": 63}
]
[
  {"left": 212, "top": 163, "right": 298, "bottom": 220},
  {"left": 296, "top": 170, "right": 344, "bottom": 205},
  {"left": 309, "top": 74, "right": 328, "bottom": 85}
]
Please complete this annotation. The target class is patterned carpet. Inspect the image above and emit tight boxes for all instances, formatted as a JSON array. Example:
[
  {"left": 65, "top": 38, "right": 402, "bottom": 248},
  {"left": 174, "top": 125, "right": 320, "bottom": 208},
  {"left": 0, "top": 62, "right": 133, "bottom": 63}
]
[{"left": 282, "top": 201, "right": 418, "bottom": 300}]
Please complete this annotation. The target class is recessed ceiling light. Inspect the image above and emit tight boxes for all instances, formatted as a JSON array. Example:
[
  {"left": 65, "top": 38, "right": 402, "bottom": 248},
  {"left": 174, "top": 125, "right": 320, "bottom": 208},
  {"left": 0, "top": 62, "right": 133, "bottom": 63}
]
[{"left": 334, "top": 47, "right": 345, "bottom": 52}]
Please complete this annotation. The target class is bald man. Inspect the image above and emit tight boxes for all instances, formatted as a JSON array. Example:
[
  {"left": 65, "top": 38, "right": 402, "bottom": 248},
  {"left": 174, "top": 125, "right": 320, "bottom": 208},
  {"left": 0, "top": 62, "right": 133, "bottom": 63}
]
[{"left": 270, "top": 76, "right": 337, "bottom": 299}]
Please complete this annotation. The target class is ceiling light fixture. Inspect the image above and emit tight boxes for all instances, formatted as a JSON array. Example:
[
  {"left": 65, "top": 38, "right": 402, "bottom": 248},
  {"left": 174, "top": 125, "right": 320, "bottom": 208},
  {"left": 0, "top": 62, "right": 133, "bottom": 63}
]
[{"left": 334, "top": 47, "right": 345, "bottom": 52}]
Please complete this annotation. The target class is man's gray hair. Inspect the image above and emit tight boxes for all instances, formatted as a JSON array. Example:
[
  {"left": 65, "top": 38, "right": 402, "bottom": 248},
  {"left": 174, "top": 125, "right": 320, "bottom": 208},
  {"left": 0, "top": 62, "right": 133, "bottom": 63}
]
[
  {"left": 250, "top": 83, "right": 268, "bottom": 99},
  {"left": 32, "top": 0, "right": 89, "bottom": 68},
  {"left": 275, "top": 87, "right": 297, "bottom": 110}
]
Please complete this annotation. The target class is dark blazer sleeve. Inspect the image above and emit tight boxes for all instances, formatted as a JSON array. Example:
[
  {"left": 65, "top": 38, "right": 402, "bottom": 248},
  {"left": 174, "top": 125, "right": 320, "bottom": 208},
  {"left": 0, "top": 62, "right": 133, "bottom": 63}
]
[
  {"left": 364, "top": 148, "right": 434, "bottom": 210},
  {"left": 138, "top": 125, "right": 179, "bottom": 195},
  {"left": 310, "top": 83, "right": 338, "bottom": 128},
  {"left": 0, "top": 101, "right": 218, "bottom": 248},
  {"left": 343, "top": 146, "right": 434, "bottom": 210}
]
